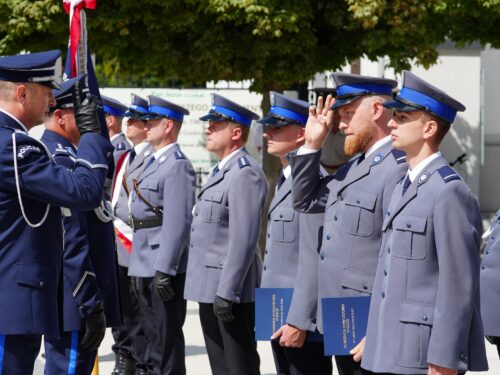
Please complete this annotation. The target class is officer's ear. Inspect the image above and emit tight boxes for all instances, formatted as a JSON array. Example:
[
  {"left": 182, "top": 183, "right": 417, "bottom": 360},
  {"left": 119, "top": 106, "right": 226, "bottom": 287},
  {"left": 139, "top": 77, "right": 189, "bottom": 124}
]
[
  {"left": 231, "top": 124, "right": 243, "bottom": 141},
  {"left": 16, "top": 84, "right": 29, "bottom": 104},
  {"left": 422, "top": 117, "right": 438, "bottom": 142},
  {"left": 297, "top": 126, "right": 306, "bottom": 143}
]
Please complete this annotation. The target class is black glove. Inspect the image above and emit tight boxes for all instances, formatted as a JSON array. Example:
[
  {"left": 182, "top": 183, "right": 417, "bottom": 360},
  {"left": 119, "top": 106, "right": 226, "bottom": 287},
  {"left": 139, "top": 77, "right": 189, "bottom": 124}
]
[
  {"left": 81, "top": 304, "right": 107, "bottom": 352},
  {"left": 72, "top": 79, "right": 101, "bottom": 135},
  {"left": 213, "top": 295, "right": 235, "bottom": 322},
  {"left": 154, "top": 271, "right": 175, "bottom": 302},
  {"left": 130, "top": 276, "right": 141, "bottom": 299}
]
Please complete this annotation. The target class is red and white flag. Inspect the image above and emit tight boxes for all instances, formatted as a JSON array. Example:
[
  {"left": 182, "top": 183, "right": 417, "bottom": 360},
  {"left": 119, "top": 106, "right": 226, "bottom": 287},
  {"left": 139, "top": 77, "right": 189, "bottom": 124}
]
[{"left": 63, "top": 0, "right": 96, "bottom": 78}]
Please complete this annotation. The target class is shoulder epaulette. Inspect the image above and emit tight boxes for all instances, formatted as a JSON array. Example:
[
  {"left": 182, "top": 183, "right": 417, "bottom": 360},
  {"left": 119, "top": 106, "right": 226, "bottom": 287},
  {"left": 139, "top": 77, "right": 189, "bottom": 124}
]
[
  {"left": 175, "top": 150, "right": 186, "bottom": 160},
  {"left": 115, "top": 142, "right": 127, "bottom": 151},
  {"left": 437, "top": 165, "right": 461, "bottom": 183},
  {"left": 238, "top": 156, "right": 250, "bottom": 169},
  {"left": 391, "top": 149, "right": 406, "bottom": 164}
]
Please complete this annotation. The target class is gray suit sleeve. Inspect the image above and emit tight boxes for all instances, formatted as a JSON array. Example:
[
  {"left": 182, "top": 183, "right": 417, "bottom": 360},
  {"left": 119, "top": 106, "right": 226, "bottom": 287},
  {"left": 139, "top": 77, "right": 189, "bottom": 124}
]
[
  {"left": 426, "top": 183, "right": 482, "bottom": 369},
  {"left": 216, "top": 167, "right": 267, "bottom": 302},
  {"left": 289, "top": 150, "right": 330, "bottom": 213},
  {"left": 286, "top": 211, "right": 323, "bottom": 331},
  {"left": 154, "top": 160, "right": 196, "bottom": 275}
]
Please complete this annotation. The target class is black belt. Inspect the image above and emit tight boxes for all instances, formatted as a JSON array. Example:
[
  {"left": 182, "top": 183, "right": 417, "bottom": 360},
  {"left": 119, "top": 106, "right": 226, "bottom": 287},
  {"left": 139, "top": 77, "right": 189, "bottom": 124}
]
[{"left": 129, "top": 216, "right": 163, "bottom": 229}]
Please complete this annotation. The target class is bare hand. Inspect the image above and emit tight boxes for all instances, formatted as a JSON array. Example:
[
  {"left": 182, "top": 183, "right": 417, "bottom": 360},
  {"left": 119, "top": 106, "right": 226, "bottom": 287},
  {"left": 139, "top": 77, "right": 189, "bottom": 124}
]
[
  {"left": 270, "top": 324, "right": 306, "bottom": 348},
  {"left": 304, "top": 95, "right": 335, "bottom": 150},
  {"left": 428, "top": 363, "right": 457, "bottom": 375},
  {"left": 350, "top": 336, "right": 366, "bottom": 362}
]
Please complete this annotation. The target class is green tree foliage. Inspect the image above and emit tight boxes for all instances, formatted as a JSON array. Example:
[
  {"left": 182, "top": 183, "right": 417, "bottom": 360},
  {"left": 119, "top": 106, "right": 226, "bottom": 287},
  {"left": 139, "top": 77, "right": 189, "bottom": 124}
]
[{"left": 1, "top": 0, "right": 499, "bottom": 92}]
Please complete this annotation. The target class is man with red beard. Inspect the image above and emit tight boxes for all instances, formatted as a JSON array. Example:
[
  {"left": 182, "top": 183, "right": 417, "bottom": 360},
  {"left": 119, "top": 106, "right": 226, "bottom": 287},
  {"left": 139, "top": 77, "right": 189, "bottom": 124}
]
[{"left": 288, "top": 73, "right": 407, "bottom": 375}]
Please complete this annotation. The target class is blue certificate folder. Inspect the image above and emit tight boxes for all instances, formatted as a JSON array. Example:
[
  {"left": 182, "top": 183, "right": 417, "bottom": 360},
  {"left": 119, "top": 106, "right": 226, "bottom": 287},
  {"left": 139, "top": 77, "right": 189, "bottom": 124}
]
[
  {"left": 321, "top": 296, "right": 371, "bottom": 355},
  {"left": 255, "top": 288, "right": 321, "bottom": 341}
]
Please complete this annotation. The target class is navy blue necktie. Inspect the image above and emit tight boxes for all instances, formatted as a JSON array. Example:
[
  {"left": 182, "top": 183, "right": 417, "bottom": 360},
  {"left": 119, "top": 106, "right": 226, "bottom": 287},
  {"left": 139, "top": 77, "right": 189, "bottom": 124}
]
[
  {"left": 128, "top": 149, "right": 136, "bottom": 165},
  {"left": 143, "top": 156, "right": 155, "bottom": 171},
  {"left": 357, "top": 153, "right": 365, "bottom": 165},
  {"left": 402, "top": 175, "right": 411, "bottom": 195},
  {"left": 211, "top": 163, "right": 220, "bottom": 177},
  {"left": 277, "top": 171, "right": 286, "bottom": 191}
]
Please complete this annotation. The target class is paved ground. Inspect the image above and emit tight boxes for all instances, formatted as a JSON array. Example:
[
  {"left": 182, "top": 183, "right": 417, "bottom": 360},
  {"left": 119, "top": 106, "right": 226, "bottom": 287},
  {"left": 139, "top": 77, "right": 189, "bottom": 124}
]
[{"left": 35, "top": 301, "right": 499, "bottom": 374}]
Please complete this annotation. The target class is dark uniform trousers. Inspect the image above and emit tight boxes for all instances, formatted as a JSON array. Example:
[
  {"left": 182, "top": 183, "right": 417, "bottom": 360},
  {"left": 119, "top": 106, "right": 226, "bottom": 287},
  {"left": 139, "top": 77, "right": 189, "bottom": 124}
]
[
  {"left": 335, "top": 356, "right": 381, "bottom": 375},
  {"left": 271, "top": 339, "right": 332, "bottom": 375},
  {"left": 199, "top": 302, "right": 260, "bottom": 375},
  {"left": 137, "top": 273, "right": 187, "bottom": 375},
  {"left": 0, "top": 335, "right": 40, "bottom": 374},
  {"left": 112, "top": 264, "right": 148, "bottom": 367},
  {"left": 44, "top": 331, "right": 96, "bottom": 375}
]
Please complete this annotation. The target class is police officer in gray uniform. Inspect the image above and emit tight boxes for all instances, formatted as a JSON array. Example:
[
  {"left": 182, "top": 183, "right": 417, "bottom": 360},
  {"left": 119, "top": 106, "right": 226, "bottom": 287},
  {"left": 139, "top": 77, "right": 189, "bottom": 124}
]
[
  {"left": 480, "top": 212, "right": 500, "bottom": 358},
  {"left": 184, "top": 94, "right": 268, "bottom": 375},
  {"left": 111, "top": 93, "right": 152, "bottom": 375},
  {"left": 128, "top": 95, "right": 195, "bottom": 375},
  {"left": 259, "top": 92, "right": 332, "bottom": 375},
  {"left": 360, "top": 71, "right": 488, "bottom": 375},
  {"left": 289, "top": 73, "right": 406, "bottom": 375},
  {"left": 102, "top": 95, "right": 131, "bottom": 165}
]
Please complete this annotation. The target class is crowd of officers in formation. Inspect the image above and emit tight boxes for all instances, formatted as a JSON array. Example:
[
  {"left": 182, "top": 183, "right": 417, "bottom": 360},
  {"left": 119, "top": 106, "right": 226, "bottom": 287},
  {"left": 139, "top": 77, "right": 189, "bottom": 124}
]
[{"left": 0, "top": 48, "right": 499, "bottom": 375}]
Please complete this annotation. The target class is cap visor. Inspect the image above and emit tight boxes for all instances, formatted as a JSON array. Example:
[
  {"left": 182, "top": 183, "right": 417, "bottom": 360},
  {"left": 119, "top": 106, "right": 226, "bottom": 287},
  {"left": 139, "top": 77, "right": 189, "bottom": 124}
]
[
  {"left": 330, "top": 96, "right": 361, "bottom": 110},
  {"left": 382, "top": 100, "right": 419, "bottom": 112},
  {"left": 199, "top": 113, "right": 225, "bottom": 122}
]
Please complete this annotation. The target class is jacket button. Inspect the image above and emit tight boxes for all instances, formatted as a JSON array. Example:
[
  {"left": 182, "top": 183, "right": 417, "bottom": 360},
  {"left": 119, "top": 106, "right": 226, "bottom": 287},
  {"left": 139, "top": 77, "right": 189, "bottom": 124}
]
[
  {"left": 486, "top": 251, "right": 489, "bottom": 255},
  {"left": 39, "top": 281, "right": 44, "bottom": 287},
  {"left": 190, "top": 244, "right": 193, "bottom": 248},
  {"left": 320, "top": 254, "right": 325, "bottom": 260},
  {"left": 339, "top": 196, "right": 343, "bottom": 201},
  {"left": 492, "top": 235, "right": 496, "bottom": 240},
  {"left": 334, "top": 216, "right": 338, "bottom": 221},
  {"left": 482, "top": 265, "right": 485, "bottom": 270},
  {"left": 194, "top": 212, "right": 198, "bottom": 216},
  {"left": 406, "top": 223, "right": 412, "bottom": 228},
  {"left": 191, "top": 228, "right": 194, "bottom": 232},
  {"left": 264, "top": 266, "right": 267, "bottom": 271},
  {"left": 386, "top": 211, "right": 390, "bottom": 216},
  {"left": 267, "top": 233, "right": 270, "bottom": 238},
  {"left": 356, "top": 199, "right": 360, "bottom": 204},
  {"left": 363, "top": 284, "right": 368, "bottom": 290},
  {"left": 388, "top": 248, "right": 391, "bottom": 254},
  {"left": 384, "top": 270, "right": 387, "bottom": 276},
  {"left": 265, "top": 250, "right": 268, "bottom": 255},
  {"left": 381, "top": 292, "right": 385, "bottom": 298},
  {"left": 422, "top": 315, "right": 428, "bottom": 322}
]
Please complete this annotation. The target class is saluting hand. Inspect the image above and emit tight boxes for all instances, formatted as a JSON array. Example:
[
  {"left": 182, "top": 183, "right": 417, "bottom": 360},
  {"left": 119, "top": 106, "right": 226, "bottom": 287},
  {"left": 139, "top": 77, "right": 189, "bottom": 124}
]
[
  {"left": 350, "top": 336, "right": 365, "bottom": 362},
  {"left": 304, "top": 95, "right": 336, "bottom": 150},
  {"left": 271, "top": 324, "right": 306, "bottom": 348}
]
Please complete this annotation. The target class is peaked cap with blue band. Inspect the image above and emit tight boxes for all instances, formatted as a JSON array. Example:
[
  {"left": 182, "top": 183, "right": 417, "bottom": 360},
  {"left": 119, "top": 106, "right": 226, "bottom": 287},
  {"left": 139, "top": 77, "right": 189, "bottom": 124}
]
[
  {"left": 147, "top": 95, "right": 189, "bottom": 123},
  {"left": 330, "top": 72, "right": 397, "bottom": 110},
  {"left": 125, "top": 93, "right": 149, "bottom": 120},
  {"left": 0, "top": 49, "right": 61, "bottom": 90},
  {"left": 258, "top": 92, "right": 309, "bottom": 126},
  {"left": 382, "top": 70, "right": 465, "bottom": 123},
  {"left": 101, "top": 95, "right": 128, "bottom": 117},
  {"left": 50, "top": 74, "right": 87, "bottom": 112},
  {"left": 199, "top": 93, "right": 259, "bottom": 127}
]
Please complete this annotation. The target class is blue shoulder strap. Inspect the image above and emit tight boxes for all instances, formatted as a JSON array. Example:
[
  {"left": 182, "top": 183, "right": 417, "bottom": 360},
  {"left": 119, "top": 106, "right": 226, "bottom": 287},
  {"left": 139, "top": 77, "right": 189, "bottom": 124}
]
[
  {"left": 437, "top": 165, "right": 461, "bottom": 183},
  {"left": 391, "top": 149, "right": 406, "bottom": 164},
  {"left": 238, "top": 156, "right": 250, "bottom": 169}
]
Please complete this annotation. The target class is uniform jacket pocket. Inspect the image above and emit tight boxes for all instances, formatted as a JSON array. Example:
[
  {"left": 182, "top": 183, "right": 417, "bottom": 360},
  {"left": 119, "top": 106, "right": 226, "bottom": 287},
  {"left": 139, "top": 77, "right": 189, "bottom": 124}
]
[
  {"left": 339, "top": 189, "right": 377, "bottom": 237},
  {"left": 270, "top": 207, "right": 295, "bottom": 243},
  {"left": 341, "top": 268, "right": 374, "bottom": 295},
  {"left": 392, "top": 216, "right": 427, "bottom": 260},
  {"left": 200, "top": 191, "right": 224, "bottom": 223},
  {"left": 16, "top": 263, "right": 54, "bottom": 289},
  {"left": 398, "top": 302, "right": 434, "bottom": 368}
]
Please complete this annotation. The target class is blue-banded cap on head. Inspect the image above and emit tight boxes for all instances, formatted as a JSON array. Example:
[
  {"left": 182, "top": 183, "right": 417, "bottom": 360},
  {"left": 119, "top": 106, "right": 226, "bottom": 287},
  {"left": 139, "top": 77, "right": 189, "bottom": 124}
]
[
  {"left": 125, "top": 93, "right": 149, "bottom": 120},
  {"left": 49, "top": 74, "right": 87, "bottom": 112},
  {"left": 199, "top": 93, "right": 259, "bottom": 127},
  {"left": 101, "top": 95, "right": 128, "bottom": 117},
  {"left": 382, "top": 70, "right": 465, "bottom": 124},
  {"left": 0, "top": 50, "right": 61, "bottom": 90},
  {"left": 258, "top": 92, "right": 309, "bottom": 127},
  {"left": 146, "top": 95, "right": 189, "bottom": 123},
  {"left": 330, "top": 72, "right": 397, "bottom": 110}
]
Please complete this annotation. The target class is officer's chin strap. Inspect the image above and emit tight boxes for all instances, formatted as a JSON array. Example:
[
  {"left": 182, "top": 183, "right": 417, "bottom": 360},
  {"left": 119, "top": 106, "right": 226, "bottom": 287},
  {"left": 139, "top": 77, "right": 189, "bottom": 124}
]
[
  {"left": 94, "top": 199, "right": 114, "bottom": 222},
  {"left": 12, "top": 132, "right": 50, "bottom": 228}
]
